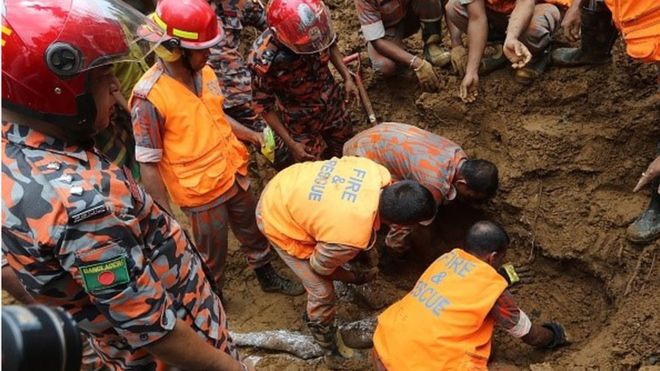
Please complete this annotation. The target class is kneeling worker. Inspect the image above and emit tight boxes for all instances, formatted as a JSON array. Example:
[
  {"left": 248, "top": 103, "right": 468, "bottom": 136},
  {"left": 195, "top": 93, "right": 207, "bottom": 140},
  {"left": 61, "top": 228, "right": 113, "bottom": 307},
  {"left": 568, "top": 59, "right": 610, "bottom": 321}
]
[
  {"left": 373, "top": 220, "right": 567, "bottom": 370},
  {"left": 256, "top": 156, "right": 436, "bottom": 354}
]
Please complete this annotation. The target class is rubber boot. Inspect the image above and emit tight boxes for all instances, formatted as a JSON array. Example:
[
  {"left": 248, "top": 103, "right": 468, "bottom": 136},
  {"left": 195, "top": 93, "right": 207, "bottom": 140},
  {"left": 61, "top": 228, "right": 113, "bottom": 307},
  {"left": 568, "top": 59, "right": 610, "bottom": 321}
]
[
  {"left": 551, "top": 3, "right": 618, "bottom": 67},
  {"left": 254, "top": 263, "right": 305, "bottom": 296},
  {"left": 627, "top": 178, "right": 660, "bottom": 244},
  {"left": 421, "top": 18, "right": 451, "bottom": 67},
  {"left": 514, "top": 49, "right": 551, "bottom": 85}
]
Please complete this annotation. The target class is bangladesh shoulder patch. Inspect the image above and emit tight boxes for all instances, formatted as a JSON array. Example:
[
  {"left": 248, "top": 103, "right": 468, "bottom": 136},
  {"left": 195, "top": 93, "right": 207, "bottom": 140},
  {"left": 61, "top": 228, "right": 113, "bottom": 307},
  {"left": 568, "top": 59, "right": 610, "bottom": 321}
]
[{"left": 80, "top": 256, "right": 130, "bottom": 293}]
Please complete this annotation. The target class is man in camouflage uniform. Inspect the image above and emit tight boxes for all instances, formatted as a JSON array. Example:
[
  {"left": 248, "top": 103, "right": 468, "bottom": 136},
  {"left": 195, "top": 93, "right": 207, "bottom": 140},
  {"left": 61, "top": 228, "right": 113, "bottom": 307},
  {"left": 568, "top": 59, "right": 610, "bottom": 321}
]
[
  {"left": 209, "top": 0, "right": 268, "bottom": 132},
  {"left": 1, "top": 1, "right": 249, "bottom": 369},
  {"left": 247, "top": 0, "right": 358, "bottom": 170},
  {"left": 344, "top": 122, "right": 499, "bottom": 250}
]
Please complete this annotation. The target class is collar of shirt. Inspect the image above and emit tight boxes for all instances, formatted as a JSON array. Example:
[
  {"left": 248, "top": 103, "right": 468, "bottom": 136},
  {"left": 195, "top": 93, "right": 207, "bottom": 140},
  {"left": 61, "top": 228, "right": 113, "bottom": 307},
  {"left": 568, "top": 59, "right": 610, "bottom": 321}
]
[{"left": 2, "top": 121, "right": 89, "bottom": 162}]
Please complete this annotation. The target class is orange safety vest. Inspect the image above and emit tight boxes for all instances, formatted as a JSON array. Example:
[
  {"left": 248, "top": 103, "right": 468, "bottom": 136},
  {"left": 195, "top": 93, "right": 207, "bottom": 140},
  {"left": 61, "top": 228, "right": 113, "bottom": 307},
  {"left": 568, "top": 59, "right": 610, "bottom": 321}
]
[
  {"left": 605, "top": 0, "right": 660, "bottom": 62},
  {"left": 373, "top": 248, "right": 508, "bottom": 371},
  {"left": 259, "top": 156, "right": 391, "bottom": 259},
  {"left": 130, "top": 64, "right": 249, "bottom": 208}
]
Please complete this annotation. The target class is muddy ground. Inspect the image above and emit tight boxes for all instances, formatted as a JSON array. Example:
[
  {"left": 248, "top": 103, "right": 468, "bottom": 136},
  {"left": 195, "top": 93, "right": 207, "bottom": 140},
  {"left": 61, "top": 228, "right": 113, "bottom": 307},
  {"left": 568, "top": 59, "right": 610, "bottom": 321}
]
[
  {"left": 226, "top": 0, "right": 659, "bottom": 369},
  {"left": 3, "top": 1, "right": 658, "bottom": 369}
]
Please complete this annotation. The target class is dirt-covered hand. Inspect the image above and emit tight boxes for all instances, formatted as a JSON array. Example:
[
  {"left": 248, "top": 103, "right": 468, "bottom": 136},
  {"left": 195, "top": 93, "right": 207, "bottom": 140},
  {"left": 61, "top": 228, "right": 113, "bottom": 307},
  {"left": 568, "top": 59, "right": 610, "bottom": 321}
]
[
  {"left": 561, "top": 5, "right": 581, "bottom": 42},
  {"left": 542, "top": 322, "right": 569, "bottom": 348},
  {"left": 498, "top": 263, "right": 533, "bottom": 286},
  {"left": 633, "top": 155, "right": 660, "bottom": 193},
  {"left": 249, "top": 130, "right": 264, "bottom": 148},
  {"left": 413, "top": 59, "right": 441, "bottom": 92},
  {"left": 451, "top": 45, "right": 469, "bottom": 77},
  {"left": 503, "top": 38, "right": 532, "bottom": 69},
  {"left": 352, "top": 267, "right": 378, "bottom": 285},
  {"left": 459, "top": 73, "right": 479, "bottom": 103},
  {"left": 343, "top": 75, "right": 360, "bottom": 105},
  {"left": 289, "top": 141, "right": 316, "bottom": 162}
]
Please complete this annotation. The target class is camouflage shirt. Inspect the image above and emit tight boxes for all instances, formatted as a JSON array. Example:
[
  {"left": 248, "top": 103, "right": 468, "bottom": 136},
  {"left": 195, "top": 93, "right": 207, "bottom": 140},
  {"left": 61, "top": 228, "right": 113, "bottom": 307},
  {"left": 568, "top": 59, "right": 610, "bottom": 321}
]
[{"left": 1, "top": 122, "right": 236, "bottom": 370}]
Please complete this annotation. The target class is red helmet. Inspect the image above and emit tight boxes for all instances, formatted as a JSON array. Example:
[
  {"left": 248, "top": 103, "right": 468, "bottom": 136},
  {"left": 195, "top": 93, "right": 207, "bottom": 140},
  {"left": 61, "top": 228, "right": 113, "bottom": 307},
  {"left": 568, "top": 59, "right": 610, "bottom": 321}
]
[
  {"left": 266, "top": 0, "right": 336, "bottom": 54},
  {"left": 147, "top": 0, "right": 223, "bottom": 50},
  {"left": 2, "top": 0, "right": 165, "bottom": 125}
]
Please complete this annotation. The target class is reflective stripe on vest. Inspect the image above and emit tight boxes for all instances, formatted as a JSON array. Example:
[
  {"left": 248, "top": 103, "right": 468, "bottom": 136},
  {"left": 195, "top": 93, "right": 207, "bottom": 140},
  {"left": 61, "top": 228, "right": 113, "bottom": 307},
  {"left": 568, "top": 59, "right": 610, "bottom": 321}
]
[
  {"left": 259, "top": 157, "right": 391, "bottom": 259},
  {"left": 373, "top": 248, "right": 508, "bottom": 371},
  {"left": 136, "top": 64, "right": 249, "bottom": 207},
  {"left": 605, "top": 0, "right": 660, "bottom": 62}
]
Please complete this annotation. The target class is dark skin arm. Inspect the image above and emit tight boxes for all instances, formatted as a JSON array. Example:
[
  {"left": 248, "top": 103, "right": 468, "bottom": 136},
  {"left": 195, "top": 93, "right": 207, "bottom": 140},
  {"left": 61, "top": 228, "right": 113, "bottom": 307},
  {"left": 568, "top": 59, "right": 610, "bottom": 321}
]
[
  {"left": 460, "top": 0, "right": 488, "bottom": 103},
  {"left": 261, "top": 110, "right": 316, "bottom": 162},
  {"left": 503, "top": 0, "right": 534, "bottom": 68},
  {"left": 145, "top": 319, "right": 248, "bottom": 371},
  {"left": 139, "top": 163, "right": 173, "bottom": 215},
  {"left": 328, "top": 43, "right": 359, "bottom": 104},
  {"left": 2, "top": 266, "right": 37, "bottom": 305},
  {"left": 521, "top": 323, "right": 555, "bottom": 347},
  {"left": 226, "top": 114, "right": 263, "bottom": 148},
  {"left": 371, "top": 38, "right": 417, "bottom": 67}
]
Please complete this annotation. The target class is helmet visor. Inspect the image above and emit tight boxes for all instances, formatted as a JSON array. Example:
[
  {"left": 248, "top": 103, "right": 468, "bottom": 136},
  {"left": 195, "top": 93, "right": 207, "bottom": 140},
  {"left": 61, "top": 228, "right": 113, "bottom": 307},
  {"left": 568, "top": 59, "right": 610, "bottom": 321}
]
[
  {"left": 49, "top": 0, "right": 166, "bottom": 76},
  {"left": 274, "top": 3, "right": 336, "bottom": 54}
]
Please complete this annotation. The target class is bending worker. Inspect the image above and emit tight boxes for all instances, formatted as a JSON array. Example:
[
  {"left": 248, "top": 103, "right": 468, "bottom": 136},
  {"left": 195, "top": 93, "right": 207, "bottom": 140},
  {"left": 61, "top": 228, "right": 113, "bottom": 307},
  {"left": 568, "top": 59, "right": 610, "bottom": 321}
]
[
  {"left": 344, "top": 122, "right": 498, "bottom": 251},
  {"left": 373, "top": 220, "right": 568, "bottom": 370},
  {"left": 131, "top": 0, "right": 303, "bottom": 296},
  {"left": 256, "top": 156, "right": 436, "bottom": 354}
]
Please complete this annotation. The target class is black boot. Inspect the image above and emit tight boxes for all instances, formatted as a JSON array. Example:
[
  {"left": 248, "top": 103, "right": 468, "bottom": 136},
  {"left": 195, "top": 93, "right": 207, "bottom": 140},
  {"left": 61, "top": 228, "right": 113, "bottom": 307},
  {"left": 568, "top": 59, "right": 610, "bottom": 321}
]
[
  {"left": 627, "top": 178, "right": 660, "bottom": 243},
  {"left": 254, "top": 263, "right": 305, "bottom": 296},
  {"left": 551, "top": 2, "right": 618, "bottom": 67},
  {"left": 420, "top": 18, "right": 451, "bottom": 67}
]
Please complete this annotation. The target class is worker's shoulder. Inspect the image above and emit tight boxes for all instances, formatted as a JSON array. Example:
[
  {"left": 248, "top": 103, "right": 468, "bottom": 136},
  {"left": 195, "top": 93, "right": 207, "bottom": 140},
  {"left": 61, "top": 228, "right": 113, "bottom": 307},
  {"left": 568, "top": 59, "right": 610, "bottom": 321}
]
[
  {"left": 247, "top": 29, "right": 282, "bottom": 75},
  {"left": 132, "top": 64, "right": 165, "bottom": 99}
]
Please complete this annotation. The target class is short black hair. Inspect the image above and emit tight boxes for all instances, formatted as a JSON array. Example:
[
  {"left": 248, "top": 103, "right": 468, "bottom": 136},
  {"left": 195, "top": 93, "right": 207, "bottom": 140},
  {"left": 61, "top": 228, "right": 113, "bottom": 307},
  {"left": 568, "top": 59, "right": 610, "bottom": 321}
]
[
  {"left": 460, "top": 159, "right": 499, "bottom": 199},
  {"left": 465, "top": 220, "right": 510, "bottom": 255},
  {"left": 379, "top": 180, "right": 436, "bottom": 225}
]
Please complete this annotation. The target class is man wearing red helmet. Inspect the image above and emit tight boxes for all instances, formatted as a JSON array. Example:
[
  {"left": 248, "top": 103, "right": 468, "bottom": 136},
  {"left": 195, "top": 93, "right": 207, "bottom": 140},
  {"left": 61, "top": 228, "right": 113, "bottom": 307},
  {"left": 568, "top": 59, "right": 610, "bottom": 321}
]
[
  {"left": 1, "top": 0, "right": 252, "bottom": 369},
  {"left": 247, "top": 0, "right": 359, "bottom": 170},
  {"left": 130, "top": 0, "right": 304, "bottom": 297}
]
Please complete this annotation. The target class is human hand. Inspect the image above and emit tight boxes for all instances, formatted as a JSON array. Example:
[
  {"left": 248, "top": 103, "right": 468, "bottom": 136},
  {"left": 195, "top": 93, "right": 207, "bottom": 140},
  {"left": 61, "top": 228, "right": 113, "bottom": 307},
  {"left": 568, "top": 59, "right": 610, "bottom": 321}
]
[
  {"left": 413, "top": 59, "right": 441, "bottom": 92},
  {"left": 451, "top": 45, "right": 469, "bottom": 77},
  {"left": 352, "top": 267, "right": 378, "bottom": 285},
  {"left": 542, "top": 322, "right": 569, "bottom": 348},
  {"left": 343, "top": 75, "right": 360, "bottom": 105},
  {"left": 503, "top": 38, "right": 532, "bottom": 69},
  {"left": 633, "top": 155, "right": 660, "bottom": 193},
  {"left": 459, "top": 73, "right": 479, "bottom": 103},
  {"left": 561, "top": 5, "right": 581, "bottom": 42},
  {"left": 289, "top": 140, "right": 316, "bottom": 162},
  {"left": 250, "top": 130, "right": 265, "bottom": 148}
]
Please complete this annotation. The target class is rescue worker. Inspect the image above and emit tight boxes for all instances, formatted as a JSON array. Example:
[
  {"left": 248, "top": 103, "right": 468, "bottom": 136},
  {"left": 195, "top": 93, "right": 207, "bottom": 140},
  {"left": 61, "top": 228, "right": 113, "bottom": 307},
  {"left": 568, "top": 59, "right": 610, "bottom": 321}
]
[
  {"left": 353, "top": 0, "right": 451, "bottom": 92},
  {"left": 130, "top": 0, "right": 303, "bottom": 296},
  {"left": 247, "top": 0, "right": 359, "bottom": 170},
  {"left": 372, "top": 220, "right": 568, "bottom": 370},
  {"left": 255, "top": 156, "right": 437, "bottom": 354},
  {"left": 344, "top": 122, "right": 498, "bottom": 251},
  {"left": 552, "top": 0, "right": 659, "bottom": 66},
  {"left": 1, "top": 1, "right": 250, "bottom": 369},
  {"left": 629, "top": 149, "right": 660, "bottom": 243},
  {"left": 208, "top": 0, "right": 269, "bottom": 132},
  {"left": 446, "top": 0, "right": 567, "bottom": 102}
]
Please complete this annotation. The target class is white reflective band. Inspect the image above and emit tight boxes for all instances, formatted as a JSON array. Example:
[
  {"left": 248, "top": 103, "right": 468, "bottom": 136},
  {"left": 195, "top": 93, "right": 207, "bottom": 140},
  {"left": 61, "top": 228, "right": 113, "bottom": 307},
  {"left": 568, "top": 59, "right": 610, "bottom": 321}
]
[
  {"left": 361, "top": 21, "right": 386, "bottom": 42},
  {"left": 135, "top": 146, "right": 163, "bottom": 163},
  {"left": 507, "top": 309, "right": 532, "bottom": 338}
]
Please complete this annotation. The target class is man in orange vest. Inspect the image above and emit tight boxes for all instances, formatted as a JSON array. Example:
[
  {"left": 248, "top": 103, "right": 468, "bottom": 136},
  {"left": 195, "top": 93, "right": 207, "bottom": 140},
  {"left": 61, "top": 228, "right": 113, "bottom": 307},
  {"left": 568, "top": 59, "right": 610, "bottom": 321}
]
[
  {"left": 372, "top": 220, "right": 567, "bottom": 370},
  {"left": 131, "top": 0, "right": 304, "bottom": 297},
  {"left": 552, "top": 0, "right": 659, "bottom": 65},
  {"left": 446, "top": 0, "right": 568, "bottom": 102},
  {"left": 256, "top": 156, "right": 437, "bottom": 354}
]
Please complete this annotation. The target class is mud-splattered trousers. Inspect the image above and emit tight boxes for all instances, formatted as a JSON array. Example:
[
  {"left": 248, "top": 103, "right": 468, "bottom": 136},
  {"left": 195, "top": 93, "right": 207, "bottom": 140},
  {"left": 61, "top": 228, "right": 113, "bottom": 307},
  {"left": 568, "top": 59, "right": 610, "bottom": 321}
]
[
  {"left": 446, "top": 0, "right": 561, "bottom": 56},
  {"left": 209, "top": 0, "right": 267, "bottom": 132},
  {"left": 1, "top": 122, "right": 238, "bottom": 370},
  {"left": 248, "top": 29, "right": 353, "bottom": 170},
  {"left": 343, "top": 122, "right": 467, "bottom": 250},
  {"left": 255, "top": 201, "right": 362, "bottom": 325},
  {"left": 131, "top": 98, "right": 272, "bottom": 290}
]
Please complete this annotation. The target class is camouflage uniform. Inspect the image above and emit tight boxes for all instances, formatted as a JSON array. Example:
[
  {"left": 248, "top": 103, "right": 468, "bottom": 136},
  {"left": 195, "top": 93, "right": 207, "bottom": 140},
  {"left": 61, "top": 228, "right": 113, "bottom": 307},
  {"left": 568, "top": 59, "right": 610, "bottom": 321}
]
[
  {"left": 247, "top": 29, "right": 353, "bottom": 170},
  {"left": 209, "top": 0, "right": 268, "bottom": 132},
  {"left": 343, "top": 122, "right": 467, "bottom": 250},
  {"left": 1, "top": 122, "right": 238, "bottom": 370}
]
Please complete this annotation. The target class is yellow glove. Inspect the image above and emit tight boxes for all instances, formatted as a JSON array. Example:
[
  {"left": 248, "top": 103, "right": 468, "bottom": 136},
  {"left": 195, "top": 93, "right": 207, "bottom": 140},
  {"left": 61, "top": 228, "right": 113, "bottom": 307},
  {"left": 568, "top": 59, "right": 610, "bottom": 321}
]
[
  {"left": 413, "top": 59, "right": 440, "bottom": 93},
  {"left": 451, "top": 45, "right": 468, "bottom": 77}
]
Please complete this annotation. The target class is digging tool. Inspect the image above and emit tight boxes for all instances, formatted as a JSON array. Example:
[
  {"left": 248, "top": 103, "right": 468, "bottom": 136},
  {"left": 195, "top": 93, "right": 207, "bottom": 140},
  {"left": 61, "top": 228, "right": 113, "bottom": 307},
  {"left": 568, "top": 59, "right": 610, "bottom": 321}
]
[{"left": 343, "top": 53, "right": 378, "bottom": 125}]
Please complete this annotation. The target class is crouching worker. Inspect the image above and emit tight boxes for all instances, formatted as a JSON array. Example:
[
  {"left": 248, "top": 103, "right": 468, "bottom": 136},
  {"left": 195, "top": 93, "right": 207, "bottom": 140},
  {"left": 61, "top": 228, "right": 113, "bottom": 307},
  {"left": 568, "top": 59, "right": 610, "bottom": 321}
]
[
  {"left": 373, "top": 221, "right": 568, "bottom": 370},
  {"left": 256, "top": 157, "right": 436, "bottom": 355}
]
